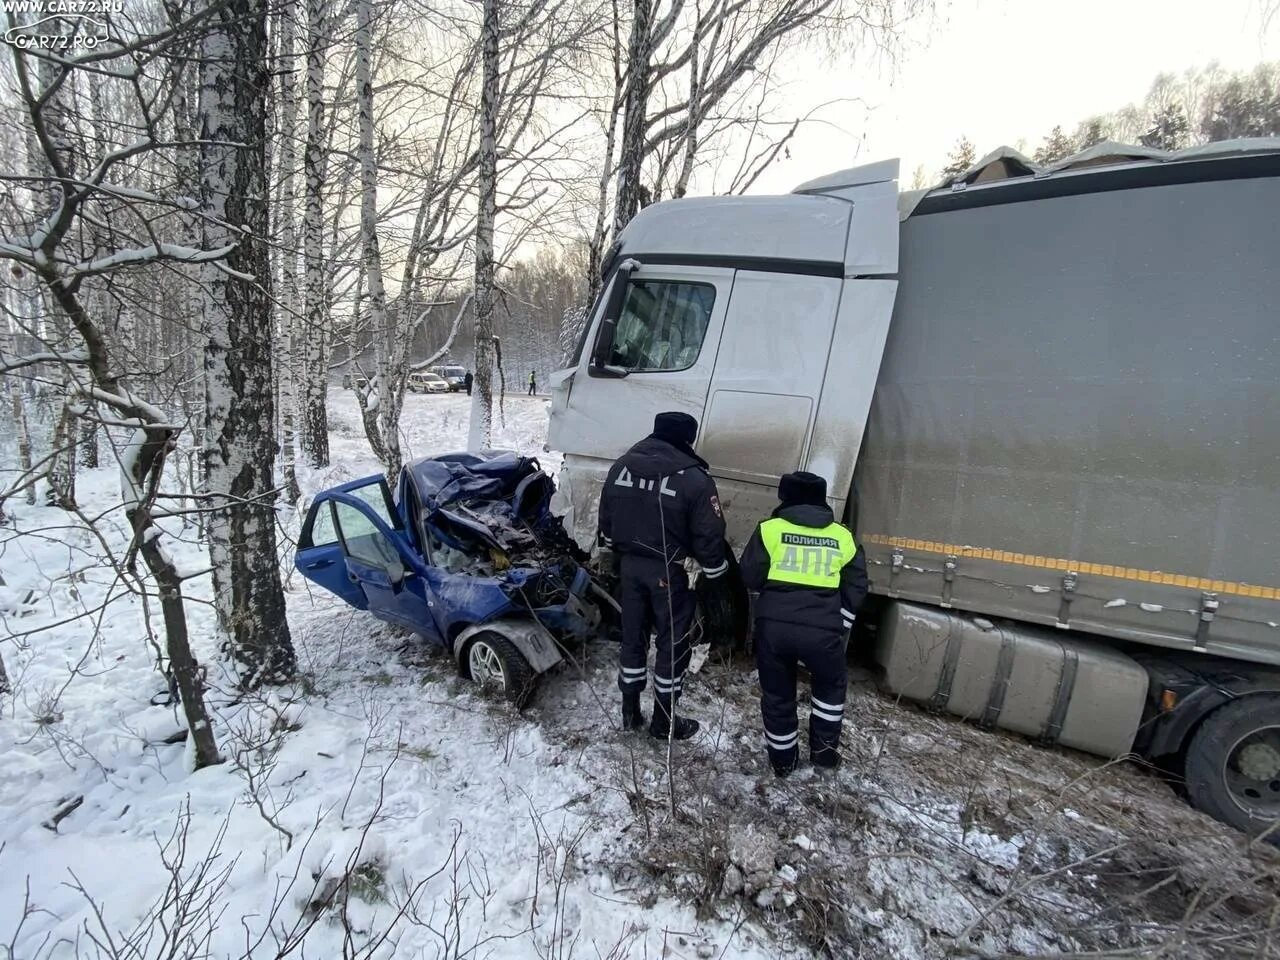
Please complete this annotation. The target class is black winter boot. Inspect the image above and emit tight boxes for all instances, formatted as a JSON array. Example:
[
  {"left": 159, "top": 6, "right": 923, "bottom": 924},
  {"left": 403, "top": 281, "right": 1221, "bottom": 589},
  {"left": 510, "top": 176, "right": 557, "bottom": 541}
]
[
  {"left": 621, "top": 689, "right": 646, "bottom": 730},
  {"left": 811, "top": 752, "right": 841, "bottom": 772},
  {"left": 650, "top": 713, "right": 700, "bottom": 740},
  {"left": 649, "top": 695, "right": 699, "bottom": 740}
]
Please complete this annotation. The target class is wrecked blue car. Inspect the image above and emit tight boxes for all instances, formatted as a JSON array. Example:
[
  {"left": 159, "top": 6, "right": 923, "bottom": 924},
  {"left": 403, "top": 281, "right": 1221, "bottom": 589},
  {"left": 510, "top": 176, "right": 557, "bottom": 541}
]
[{"left": 296, "top": 452, "right": 607, "bottom": 706}]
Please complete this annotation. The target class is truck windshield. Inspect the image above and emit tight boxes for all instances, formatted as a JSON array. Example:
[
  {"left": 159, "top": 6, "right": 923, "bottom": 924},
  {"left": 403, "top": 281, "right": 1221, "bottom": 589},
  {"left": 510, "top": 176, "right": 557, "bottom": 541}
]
[{"left": 605, "top": 280, "right": 715, "bottom": 372}]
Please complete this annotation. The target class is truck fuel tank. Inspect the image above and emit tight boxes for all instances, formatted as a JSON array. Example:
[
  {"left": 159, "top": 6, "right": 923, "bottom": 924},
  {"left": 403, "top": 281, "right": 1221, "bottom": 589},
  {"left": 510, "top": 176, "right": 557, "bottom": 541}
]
[{"left": 875, "top": 601, "right": 1148, "bottom": 758}]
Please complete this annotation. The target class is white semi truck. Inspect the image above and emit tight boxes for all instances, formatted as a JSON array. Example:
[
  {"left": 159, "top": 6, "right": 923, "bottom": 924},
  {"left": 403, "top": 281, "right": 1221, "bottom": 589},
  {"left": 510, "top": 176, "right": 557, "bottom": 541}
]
[{"left": 547, "top": 139, "right": 1280, "bottom": 836}]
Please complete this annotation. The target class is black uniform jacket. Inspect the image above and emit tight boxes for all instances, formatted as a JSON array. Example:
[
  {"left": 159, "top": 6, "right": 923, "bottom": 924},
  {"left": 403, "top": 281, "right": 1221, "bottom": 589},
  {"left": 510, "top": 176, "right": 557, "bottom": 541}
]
[
  {"left": 739, "top": 502, "right": 868, "bottom": 632},
  {"left": 598, "top": 436, "right": 728, "bottom": 574}
]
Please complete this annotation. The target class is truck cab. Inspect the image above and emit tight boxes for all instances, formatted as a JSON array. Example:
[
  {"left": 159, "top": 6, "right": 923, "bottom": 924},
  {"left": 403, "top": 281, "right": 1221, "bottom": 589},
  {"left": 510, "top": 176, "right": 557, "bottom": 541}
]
[{"left": 549, "top": 159, "right": 902, "bottom": 551}]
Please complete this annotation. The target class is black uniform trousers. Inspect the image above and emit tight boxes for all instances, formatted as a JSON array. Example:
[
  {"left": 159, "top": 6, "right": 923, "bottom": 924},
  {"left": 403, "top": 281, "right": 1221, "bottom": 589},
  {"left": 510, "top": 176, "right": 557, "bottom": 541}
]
[
  {"left": 617, "top": 555, "right": 696, "bottom": 718},
  {"left": 754, "top": 618, "right": 847, "bottom": 771}
]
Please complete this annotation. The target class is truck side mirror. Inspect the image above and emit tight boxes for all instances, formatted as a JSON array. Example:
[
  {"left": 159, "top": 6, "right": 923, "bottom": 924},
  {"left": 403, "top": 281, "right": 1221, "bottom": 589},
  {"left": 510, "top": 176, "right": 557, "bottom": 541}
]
[
  {"left": 590, "top": 363, "right": 629, "bottom": 379},
  {"left": 588, "top": 317, "right": 617, "bottom": 370},
  {"left": 589, "top": 263, "right": 635, "bottom": 373}
]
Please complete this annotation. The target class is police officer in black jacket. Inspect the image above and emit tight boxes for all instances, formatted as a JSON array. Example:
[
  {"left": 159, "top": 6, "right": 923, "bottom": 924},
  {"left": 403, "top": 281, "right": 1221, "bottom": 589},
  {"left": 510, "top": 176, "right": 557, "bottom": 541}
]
[
  {"left": 598, "top": 412, "right": 730, "bottom": 739},
  {"left": 740, "top": 471, "right": 868, "bottom": 775}
]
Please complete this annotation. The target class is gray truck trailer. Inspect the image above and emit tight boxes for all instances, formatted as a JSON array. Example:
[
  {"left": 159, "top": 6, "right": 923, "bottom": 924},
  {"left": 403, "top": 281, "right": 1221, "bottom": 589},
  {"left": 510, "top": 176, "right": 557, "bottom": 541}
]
[{"left": 547, "top": 139, "right": 1280, "bottom": 835}]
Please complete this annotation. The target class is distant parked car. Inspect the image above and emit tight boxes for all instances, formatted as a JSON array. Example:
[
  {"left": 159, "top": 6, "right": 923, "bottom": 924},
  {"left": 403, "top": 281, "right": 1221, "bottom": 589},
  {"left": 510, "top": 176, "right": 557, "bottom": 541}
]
[
  {"left": 295, "top": 452, "right": 604, "bottom": 706},
  {"left": 349, "top": 376, "right": 369, "bottom": 391},
  {"left": 431, "top": 365, "right": 468, "bottom": 392},
  {"left": 408, "top": 372, "right": 450, "bottom": 394}
]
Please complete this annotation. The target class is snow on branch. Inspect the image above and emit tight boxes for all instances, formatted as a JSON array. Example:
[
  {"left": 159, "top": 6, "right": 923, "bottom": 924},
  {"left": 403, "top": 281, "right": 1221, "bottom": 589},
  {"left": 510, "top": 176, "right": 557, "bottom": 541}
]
[
  {"left": 71, "top": 242, "right": 238, "bottom": 277},
  {"left": 210, "top": 260, "right": 258, "bottom": 282},
  {"left": 0, "top": 241, "right": 46, "bottom": 267},
  {"left": 90, "top": 181, "right": 202, "bottom": 210},
  {"left": 85, "top": 385, "right": 172, "bottom": 427},
  {"left": 0, "top": 348, "right": 90, "bottom": 374}
]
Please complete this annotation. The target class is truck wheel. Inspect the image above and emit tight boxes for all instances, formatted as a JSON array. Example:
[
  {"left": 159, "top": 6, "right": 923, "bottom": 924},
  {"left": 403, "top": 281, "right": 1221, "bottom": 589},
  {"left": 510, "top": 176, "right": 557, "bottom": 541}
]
[
  {"left": 1185, "top": 693, "right": 1280, "bottom": 838},
  {"left": 461, "top": 632, "right": 536, "bottom": 709}
]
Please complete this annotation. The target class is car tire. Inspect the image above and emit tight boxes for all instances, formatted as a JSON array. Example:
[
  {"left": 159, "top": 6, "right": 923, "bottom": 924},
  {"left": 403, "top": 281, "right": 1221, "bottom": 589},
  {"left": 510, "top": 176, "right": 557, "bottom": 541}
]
[
  {"left": 1184, "top": 693, "right": 1280, "bottom": 839},
  {"left": 460, "top": 631, "right": 537, "bottom": 709}
]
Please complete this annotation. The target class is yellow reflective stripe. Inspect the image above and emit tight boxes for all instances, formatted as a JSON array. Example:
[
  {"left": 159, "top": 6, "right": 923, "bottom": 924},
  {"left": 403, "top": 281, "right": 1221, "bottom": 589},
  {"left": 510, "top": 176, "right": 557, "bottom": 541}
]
[
  {"left": 863, "top": 534, "right": 1280, "bottom": 600},
  {"left": 761, "top": 519, "right": 857, "bottom": 588}
]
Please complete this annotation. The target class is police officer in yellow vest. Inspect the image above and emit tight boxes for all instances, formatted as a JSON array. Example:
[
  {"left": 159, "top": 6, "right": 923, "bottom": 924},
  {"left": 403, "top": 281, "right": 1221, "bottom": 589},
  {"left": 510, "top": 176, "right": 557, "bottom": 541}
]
[{"left": 739, "top": 471, "right": 867, "bottom": 775}]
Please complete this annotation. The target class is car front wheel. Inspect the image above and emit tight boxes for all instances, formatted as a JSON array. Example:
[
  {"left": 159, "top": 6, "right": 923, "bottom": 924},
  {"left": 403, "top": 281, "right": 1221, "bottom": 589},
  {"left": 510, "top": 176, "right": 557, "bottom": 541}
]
[{"left": 461, "top": 632, "right": 536, "bottom": 708}]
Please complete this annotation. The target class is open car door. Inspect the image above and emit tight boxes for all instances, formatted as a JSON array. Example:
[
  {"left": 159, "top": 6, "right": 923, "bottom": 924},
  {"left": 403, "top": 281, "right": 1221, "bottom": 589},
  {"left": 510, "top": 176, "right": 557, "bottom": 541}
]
[
  {"left": 297, "top": 474, "right": 441, "bottom": 641},
  {"left": 296, "top": 483, "right": 377, "bottom": 610},
  {"left": 327, "top": 492, "right": 440, "bottom": 639}
]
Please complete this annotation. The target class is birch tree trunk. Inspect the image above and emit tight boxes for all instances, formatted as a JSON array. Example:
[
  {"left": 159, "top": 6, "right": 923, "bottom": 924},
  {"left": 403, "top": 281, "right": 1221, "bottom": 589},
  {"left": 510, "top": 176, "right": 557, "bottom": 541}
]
[
  {"left": 2, "top": 303, "right": 35, "bottom": 512},
  {"left": 77, "top": 412, "right": 98, "bottom": 467},
  {"left": 585, "top": 104, "right": 621, "bottom": 306},
  {"left": 276, "top": 0, "right": 301, "bottom": 503},
  {"left": 46, "top": 404, "right": 78, "bottom": 508},
  {"left": 7, "top": 380, "right": 35, "bottom": 508},
  {"left": 76, "top": 71, "right": 108, "bottom": 471},
  {"left": 354, "top": 0, "right": 407, "bottom": 481},
  {"left": 199, "top": 0, "right": 297, "bottom": 686},
  {"left": 672, "top": 0, "right": 702, "bottom": 199},
  {"left": 584, "top": 0, "right": 625, "bottom": 307},
  {"left": 298, "top": 0, "right": 331, "bottom": 467},
  {"left": 33, "top": 38, "right": 78, "bottom": 509},
  {"left": 174, "top": 83, "right": 208, "bottom": 527},
  {"left": 613, "top": 0, "right": 655, "bottom": 235},
  {"left": 468, "top": 0, "right": 501, "bottom": 452}
]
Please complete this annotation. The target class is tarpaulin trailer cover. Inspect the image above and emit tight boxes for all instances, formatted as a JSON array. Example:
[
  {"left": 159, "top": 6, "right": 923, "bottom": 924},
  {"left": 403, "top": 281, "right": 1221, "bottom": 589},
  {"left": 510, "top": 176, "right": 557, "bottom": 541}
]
[{"left": 854, "top": 162, "right": 1280, "bottom": 665}]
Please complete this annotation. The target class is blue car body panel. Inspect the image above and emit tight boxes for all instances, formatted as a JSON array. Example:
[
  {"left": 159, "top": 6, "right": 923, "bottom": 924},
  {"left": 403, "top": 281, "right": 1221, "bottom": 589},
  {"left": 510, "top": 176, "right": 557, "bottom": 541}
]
[
  {"left": 296, "top": 452, "right": 595, "bottom": 652},
  {"left": 297, "top": 538, "right": 365, "bottom": 609}
]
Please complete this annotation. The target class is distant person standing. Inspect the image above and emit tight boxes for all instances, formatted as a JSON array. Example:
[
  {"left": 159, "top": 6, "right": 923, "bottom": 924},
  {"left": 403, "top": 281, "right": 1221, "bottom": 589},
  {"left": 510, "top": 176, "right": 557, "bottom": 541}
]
[
  {"left": 464, "top": 370, "right": 473, "bottom": 395},
  {"left": 527, "top": 369, "right": 537, "bottom": 396}
]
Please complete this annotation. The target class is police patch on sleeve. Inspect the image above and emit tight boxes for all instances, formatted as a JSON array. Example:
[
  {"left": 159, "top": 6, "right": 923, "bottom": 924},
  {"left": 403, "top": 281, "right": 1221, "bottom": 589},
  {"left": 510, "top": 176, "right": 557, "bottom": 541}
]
[{"left": 710, "top": 495, "right": 722, "bottom": 518}]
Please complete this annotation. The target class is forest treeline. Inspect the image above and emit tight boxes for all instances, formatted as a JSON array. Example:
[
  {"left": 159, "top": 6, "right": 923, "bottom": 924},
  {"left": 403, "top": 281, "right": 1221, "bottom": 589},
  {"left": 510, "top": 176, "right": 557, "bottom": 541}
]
[{"left": 927, "top": 61, "right": 1280, "bottom": 182}]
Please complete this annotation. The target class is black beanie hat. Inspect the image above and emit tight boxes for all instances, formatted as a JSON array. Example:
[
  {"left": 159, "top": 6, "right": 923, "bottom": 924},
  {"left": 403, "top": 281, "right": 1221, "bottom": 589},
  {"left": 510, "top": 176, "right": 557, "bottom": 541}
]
[
  {"left": 652, "top": 411, "right": 698, "bottom": 448},
  {"left": 778, "top": 471, "right": 827, "bottom": 507}
]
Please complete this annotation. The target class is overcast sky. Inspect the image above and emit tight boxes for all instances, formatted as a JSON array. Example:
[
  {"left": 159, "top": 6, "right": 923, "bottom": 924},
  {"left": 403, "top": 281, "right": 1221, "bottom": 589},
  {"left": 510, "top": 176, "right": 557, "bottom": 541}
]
[{"left": 735, "top": 0, "right": 1280, "bottom": 194}]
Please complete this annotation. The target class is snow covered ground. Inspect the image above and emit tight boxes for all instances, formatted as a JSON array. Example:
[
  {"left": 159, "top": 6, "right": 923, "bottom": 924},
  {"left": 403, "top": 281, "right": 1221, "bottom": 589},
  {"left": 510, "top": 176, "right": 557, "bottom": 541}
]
[{"left": 1, "top": 389, "right": 1277, "bottom": 959}]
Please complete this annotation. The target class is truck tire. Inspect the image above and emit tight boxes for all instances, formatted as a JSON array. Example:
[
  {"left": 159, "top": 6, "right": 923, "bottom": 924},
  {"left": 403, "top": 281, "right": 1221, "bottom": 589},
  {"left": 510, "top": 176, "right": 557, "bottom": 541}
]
[
  {"left": 460, "top": 631, "right": 537, "bottom": 709},
  {"left": 1184, "top": 693, "right": 1280, "bottom": 838}
]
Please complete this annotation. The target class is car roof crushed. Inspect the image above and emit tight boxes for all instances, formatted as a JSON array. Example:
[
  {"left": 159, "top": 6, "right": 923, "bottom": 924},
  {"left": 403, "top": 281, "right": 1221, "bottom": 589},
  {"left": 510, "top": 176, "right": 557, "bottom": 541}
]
[{"left": 405, "top": 451, "right": 583, "bottom": 573}]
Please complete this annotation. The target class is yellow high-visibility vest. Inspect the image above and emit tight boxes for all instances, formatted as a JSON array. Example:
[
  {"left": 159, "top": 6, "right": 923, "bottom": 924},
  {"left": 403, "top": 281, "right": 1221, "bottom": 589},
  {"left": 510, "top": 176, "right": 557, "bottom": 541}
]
[{"left": 759, "top": 518, "right": 857, "bottom": 589}]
